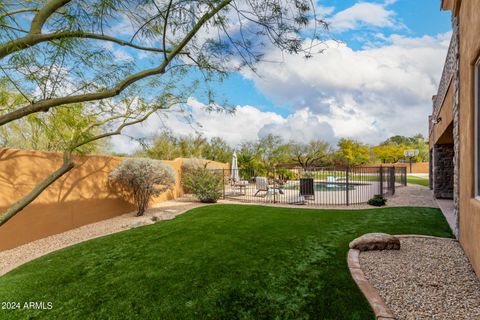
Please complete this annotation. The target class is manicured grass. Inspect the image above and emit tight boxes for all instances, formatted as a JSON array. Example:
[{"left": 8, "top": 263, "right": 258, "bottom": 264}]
[
  {"left": 407, "top": 176, "right": 429, "bottom": 187},
  {"left": 0, "top": 205, "right": 452, "bottom": 319}
]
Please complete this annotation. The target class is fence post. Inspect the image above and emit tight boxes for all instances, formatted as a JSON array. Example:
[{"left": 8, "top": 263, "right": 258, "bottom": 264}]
[
  {"left": 391, "top": 166, "right": 395, "bottom": 195},
  {"left": 273, "top": 167, "right": 277, "bottom": 203},
  {"left": 379, "top": 166, "right": 384, "bottom": 197},
  {"left": 346, "top": 166, "right": 350, "bottom": 206},
  {"left": 404, "top": 166, "right": 407, "bottom": 186},
  {"left": 223, "top": 169, "right": 226, "bottom": 199}
]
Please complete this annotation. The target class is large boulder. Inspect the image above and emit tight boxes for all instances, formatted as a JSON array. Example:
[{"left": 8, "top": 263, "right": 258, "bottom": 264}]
[{"left": 349, "top": 233, "right": 400, "bottom": 251}]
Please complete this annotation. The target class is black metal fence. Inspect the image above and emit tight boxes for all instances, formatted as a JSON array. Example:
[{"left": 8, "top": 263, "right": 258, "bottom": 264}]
[{"left": 208, "top": 166, "right": 407, "bottom": 206}]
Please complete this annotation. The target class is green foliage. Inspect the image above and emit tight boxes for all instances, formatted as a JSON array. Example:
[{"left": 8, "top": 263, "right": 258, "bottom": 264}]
[
  {"left": 367, "top": 194, "right": 387, "bottom": 207},
  {"left": 144, "top": 132, "right": 232, "bottom": 163},
  {"left": 276, "top": 168, "right": 296, "bottom": 180},
  {"left": 202, "top": 137, "right": 232, "bottom": 163},
  {"left": 290, "top": 140, "right": 330, "bottom": 169},
  {"left": 0, "top": 82, "right": 103, "bottom": 153},
  {"left": 255, "top": 134, "right": 292, "bottom": 167},
  {"left": 0, "top": 205, "right": 452, "bottom": 319},
  {"left": 336, "top": 138, "right": 370, "bottom": 166},
  {"left": 182, "top": 165, "right": 223, "bottom": 203},
  {"left": 372, "top": 144, "right": 405, "bottom": 163},
  {"left": 378, "top": 134, "right": 429, "bottom": 162}
]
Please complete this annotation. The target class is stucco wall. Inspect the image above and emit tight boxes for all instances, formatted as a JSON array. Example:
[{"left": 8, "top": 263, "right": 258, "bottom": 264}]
[
  {"left": 363, "top": 162, "right": 429, "bottom": 174},
  {"left": 0, "top": 148, "right": 227, "bottom": 251},
  {"left": 432, "top": 82, "right": 455, "bottom": 146},
  {"left": 457, "top": 0, "right": 480, "bottom": 276}
]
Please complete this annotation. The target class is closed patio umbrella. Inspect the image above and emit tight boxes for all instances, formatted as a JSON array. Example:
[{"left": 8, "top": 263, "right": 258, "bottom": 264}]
[{"left": 231, "top": 152, "right": 240, "bottom": 183}]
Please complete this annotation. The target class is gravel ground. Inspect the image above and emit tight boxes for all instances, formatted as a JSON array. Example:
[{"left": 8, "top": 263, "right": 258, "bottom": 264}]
[
  {"left": 0, "top": 201, "right": 206, "bottom": 277},
  {"left": 360, "top": 237, "right": 480, "bottom": 319}
]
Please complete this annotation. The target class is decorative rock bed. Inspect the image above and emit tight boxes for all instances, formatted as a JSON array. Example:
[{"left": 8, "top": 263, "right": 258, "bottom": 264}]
[{"left": 349, "top": 235, "right": 480, "bottom": 320}]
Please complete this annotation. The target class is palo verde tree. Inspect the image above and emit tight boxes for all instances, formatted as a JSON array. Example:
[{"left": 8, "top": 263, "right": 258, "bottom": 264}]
[
  {"left": 290, "top": 140, "right": 330, "bottom": 169},
  {"left": 0, "top": 0, "right": 327, "bottom": 226}
]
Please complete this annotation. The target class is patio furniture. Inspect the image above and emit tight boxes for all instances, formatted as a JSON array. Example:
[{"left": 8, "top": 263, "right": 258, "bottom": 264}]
[
  {"left": 254, "top": 177, "right": 269, "bottom": 197},
  {"left": 232, "top": 180, "right": 249, "bottom": 195},
  {"left": 254, "top": 177, "right": 284, "bottom": 197},
  {"left": 326, "top": 176, "right": 338, "bottom": 183}
]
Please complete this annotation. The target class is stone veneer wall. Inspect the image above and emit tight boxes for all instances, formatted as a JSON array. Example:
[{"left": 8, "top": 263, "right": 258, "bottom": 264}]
[
  {"left": 429, "top": 149, "right": 433, "bottom": 190},
  {"left": 451, "top": 16, "right": 460, "bottom": 237},
  {"left": 434, "top": 144, "right": 455, "bottom": 199}
]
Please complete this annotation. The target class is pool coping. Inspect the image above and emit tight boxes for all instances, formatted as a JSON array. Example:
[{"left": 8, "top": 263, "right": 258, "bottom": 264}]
[{"left": 347, "top": 234, "right": 458, "bottom": 320}]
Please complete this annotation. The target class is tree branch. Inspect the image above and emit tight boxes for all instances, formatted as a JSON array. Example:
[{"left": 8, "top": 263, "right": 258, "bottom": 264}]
[
  {"left": 0, "top": 151, "right": 74, "bottom": 227},
  {"left": 0, "top": 0, "right": 232, "bottom": 126},
  {"left": 30, "top": 0, "right": 71, "bottom": 34},
  {"left": 0, "top": 31, "right": 188, "bottom": 60},
  {"left": 0, "top": 8, "right": 39, "bottom": 20}
]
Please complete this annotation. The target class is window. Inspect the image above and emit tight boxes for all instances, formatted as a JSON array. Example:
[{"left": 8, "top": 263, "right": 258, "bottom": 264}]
[{"left": 476, "top": 60, "right": 480, "bottom": 197}]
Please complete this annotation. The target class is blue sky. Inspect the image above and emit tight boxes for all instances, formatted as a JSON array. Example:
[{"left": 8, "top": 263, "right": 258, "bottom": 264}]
[
  {"left": 114, "top": 0, "right": 454, "bottom": 152},
  {"left": 210, "top": 0, "right": 452, "bottom": 114}
]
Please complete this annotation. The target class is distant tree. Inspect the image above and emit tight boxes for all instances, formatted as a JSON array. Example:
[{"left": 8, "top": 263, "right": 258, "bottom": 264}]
[
  {"left": 372, "top": 145, "right": 405, "bottom": 163},
  {"left": 145, "top": 131, "right": 180, "bottom": 160},
  {"left": 255, "top": 134, "right": 291, "bottom": 167},
  {"left": 378, "top": 134, "right": 429, "bottom": 162},
  {"left": 203, "top": 137, "right": 232, "bottom": 163},
  {"left": 337, "top": 138, "right": 370, "bottom": 166},
  {"left": 177, "top": 135, "right": 207, "bottom": 159},
  {"left": 381, "top": 135, "right": 412, "bottom": 146},
  {"left": 290, "top": 140, "right": 330, "bottom": 169},
  {"left": 237, "top": 143, "right": 260, "bottom": 170}
]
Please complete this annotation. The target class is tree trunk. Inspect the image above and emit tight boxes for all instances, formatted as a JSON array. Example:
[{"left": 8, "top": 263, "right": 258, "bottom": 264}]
[{"left": 0, "top": 152, "right": 74, "bottom": 227}]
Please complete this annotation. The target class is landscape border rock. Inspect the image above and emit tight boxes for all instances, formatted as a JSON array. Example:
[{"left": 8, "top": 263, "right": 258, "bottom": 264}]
[{"left": 349, "top": 233, "right": 400, "bottom": 251}]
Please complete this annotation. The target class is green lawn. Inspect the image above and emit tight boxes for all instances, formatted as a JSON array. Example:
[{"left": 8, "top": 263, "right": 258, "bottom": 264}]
[
  {"left": 0, "top": 205, "right": 452, "bottom": 319},
  {"left": 407, "top": 176, "right": 429, "bottom": 187}
]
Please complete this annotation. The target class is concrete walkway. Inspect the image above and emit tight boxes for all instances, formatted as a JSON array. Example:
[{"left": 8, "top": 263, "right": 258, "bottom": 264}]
[
  {"left": 436, "top": 198, "right": 456, "bottom": 235},
  {"left": 386, "top": 185, "right": 438, "bottom": 208}
]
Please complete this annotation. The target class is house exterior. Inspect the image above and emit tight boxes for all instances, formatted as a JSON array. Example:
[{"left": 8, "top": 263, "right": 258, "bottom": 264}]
[{"left": 429, "top": 0, "right": 480, "bottom": 276}]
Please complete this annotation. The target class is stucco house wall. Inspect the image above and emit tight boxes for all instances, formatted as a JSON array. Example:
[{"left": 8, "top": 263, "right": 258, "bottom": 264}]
[{"left": 430, "top": 0, "right": 480, "bottom": 276}]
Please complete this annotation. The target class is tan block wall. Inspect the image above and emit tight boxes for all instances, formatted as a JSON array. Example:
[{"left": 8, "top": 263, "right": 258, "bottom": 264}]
[
  {"left": 363, "top": 162, "right": 429, "bottom": 174},
  {"left": 457, "top": 0, "right": 480, "bottom": 277},
  {"left": 0, "top": 148, "right": 227, "bottom": 251}
]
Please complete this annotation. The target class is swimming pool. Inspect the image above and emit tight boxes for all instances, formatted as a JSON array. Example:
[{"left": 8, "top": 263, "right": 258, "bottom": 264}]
[{"left": 285, "top": 181, "right": 367, "bottom": 191}]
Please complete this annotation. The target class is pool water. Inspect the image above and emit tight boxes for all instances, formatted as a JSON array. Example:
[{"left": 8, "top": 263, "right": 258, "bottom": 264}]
[{"left": 314, "top": 182, "right": 356, "bottom": 191}]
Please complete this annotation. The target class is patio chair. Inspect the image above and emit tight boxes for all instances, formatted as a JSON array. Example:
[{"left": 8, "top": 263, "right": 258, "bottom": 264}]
[
  {"left": 326, "top": 176, "right": 340, "bottom": 183},
  {"left": 254, "top": 177, "right": 269, "bottom": 197}
]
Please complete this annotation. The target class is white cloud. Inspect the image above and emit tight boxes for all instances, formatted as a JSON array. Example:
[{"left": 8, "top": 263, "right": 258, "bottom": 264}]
[
  {"left": 110, "top": 98, "right": 336, "bottom": 154},
  {"left": 242, "top": 32, "right": 451, "bottom": 144},
  {"left": 110, "top": 31, "right": 451, "bottom": 153},
  {"left": 327, "top": 2, "right": 402, "bottom": 32},
  {"left": 101, "top": 42, "right": 133, "bottom": 62}
]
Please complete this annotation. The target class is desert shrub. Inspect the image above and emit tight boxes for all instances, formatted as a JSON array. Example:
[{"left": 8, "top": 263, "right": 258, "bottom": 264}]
[
  {"left": 182, "top": 163, "right": 223, "bottom": 203},
  {"left": 368, "top": 194, "right": 387, "bottom": 207},
  {"left": 276, "top": 168, "right": 295, "bottom": 181},
  {"left": 110, "top": 158, "right": 176, "bottom": 216}
]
